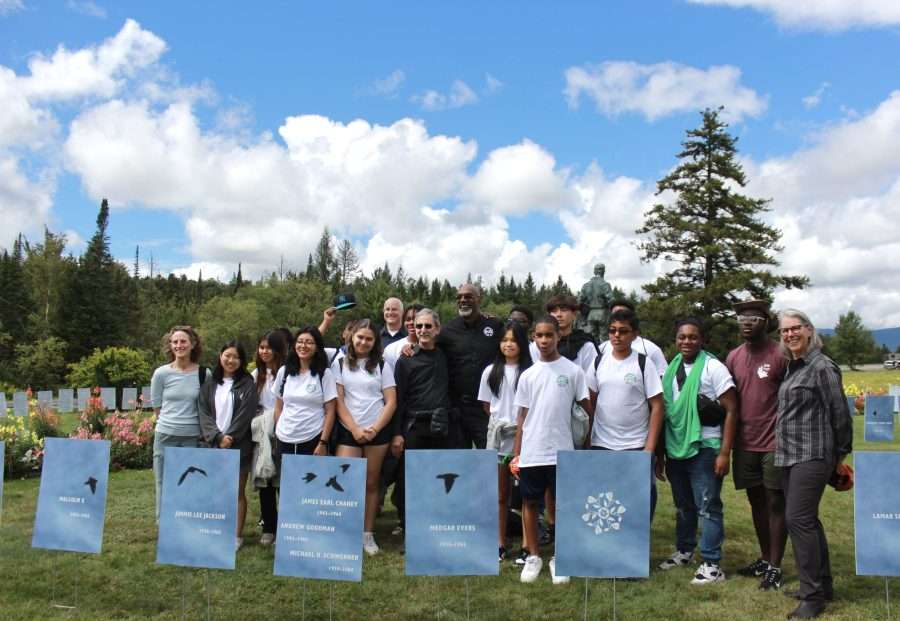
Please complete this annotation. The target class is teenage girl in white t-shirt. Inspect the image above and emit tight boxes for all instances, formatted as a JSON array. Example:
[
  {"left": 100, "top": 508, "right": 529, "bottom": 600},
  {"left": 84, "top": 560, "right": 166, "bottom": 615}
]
[
  {"left": 273, "top": 327, "right": 338, "bottom": 458},
  {"left": 333, "top": 319, "right": 397, "bottom": 556},
  {"left": 251, "top": 330, "right": 288, "bottom": 545},
  {"left": 477, "top": 320, "right": 532, "bottom": 562}
]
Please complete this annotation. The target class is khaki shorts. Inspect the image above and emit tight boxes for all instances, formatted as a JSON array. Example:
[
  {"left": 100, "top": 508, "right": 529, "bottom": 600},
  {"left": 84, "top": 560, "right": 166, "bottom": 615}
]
[{"left": 732, "top": 449, "right": 782, "bottom": 490}]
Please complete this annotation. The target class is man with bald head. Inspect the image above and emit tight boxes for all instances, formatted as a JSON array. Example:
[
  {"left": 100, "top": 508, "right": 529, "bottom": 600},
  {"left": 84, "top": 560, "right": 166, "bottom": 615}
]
[
  {"left": 381, "top": 297, "right": 407, "bottom": 346},
  {"left": 437, "top": 283, "right": 504, "bottom": 448}
]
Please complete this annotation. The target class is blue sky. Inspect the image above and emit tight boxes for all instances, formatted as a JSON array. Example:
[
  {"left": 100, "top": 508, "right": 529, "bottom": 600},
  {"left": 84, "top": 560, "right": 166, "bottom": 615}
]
[{"left": 2, "top": 0, "right": 899, "bottom": 328}]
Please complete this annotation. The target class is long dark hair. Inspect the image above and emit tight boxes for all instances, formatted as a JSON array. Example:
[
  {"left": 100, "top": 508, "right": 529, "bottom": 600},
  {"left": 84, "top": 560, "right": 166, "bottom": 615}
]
[
  {"left": 255, "top": 330, "right": 288, "bottom": 395},
  {"left": 285, "top": 326, "right": 328, "bottom": 378},
  {"left": 345, "top": 319, "right": 382, "bottom": 374},
  {"left": 213, "top": 340, "right": 248, "bottom": 384},
  {"left": 488, "top": 321, "right": 532, "bottom": 397}
]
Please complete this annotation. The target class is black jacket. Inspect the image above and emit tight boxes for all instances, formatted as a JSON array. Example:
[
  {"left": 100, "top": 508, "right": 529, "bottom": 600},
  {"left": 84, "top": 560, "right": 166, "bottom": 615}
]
[
  {"left": 198, "top": 374, "right": 258, "bottom": 454},
  {"left": 437, "top": 314, "right": 503, "bottom": 403},
  {"left": 392, "top": 348, "right": 451, "bottom": 437}
]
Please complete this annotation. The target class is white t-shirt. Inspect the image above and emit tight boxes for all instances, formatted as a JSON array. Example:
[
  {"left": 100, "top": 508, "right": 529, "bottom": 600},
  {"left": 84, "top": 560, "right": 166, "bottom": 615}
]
[
  {"left": 383, "top": 338, "right": 414, "bottom": 370},
  {"left": 514, "top": 357, "right": 589, "bottom": 467},
  {"left": 599, "top": 336, "right": 667, "bottom": 378},
  {"left": 333, "top": 357, "right": 396, "bottom": 429},
  {"left": 214, "top": 378, "right": 234, "bottom": 433},
  {"left": 251, "top": 368, "right": 277, "bottom": 411},
  {"left": 324, "top": 347, "right": 345, "bottom": 366},
  {"left": 477, "top": 363, "right": 520, "bottom": 454},
  {"left": 670, "top": 356, "right": 735, "bottom": 441},
  {"left": 273, "top": 366, "right": 338, "bottom": 443},
  {"left": 530, "top": 341, "right": 596, "bottom": 374},
  {"left": 586, "top": 350, "right": 662, "bottom": 450}
]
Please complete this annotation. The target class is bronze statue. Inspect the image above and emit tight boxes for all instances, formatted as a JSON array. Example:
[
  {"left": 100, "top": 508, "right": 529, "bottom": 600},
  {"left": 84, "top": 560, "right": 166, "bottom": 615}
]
[{"left": 578, "top": 263, "right": 612, "bottom": 341}]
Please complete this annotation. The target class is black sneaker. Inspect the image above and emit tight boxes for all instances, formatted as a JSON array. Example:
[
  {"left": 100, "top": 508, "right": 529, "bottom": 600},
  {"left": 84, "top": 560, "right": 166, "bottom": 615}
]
[
  {"left": 737, "top": 558, "right": 769, "bottom": 577},
  {"left": 759, "top": 566, "right": 783, "bottom": 590},
  {"left": 514, "top": 548, "right": 529, "bottom": 566},
  {"left": 499, "top": 546, "right": 507, "bottom": 562}
]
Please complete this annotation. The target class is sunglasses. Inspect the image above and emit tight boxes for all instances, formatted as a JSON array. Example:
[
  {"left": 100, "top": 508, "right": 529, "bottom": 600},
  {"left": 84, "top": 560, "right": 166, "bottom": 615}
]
[
  {"left": 608, "top": 327, "right": 632, "bottom": 335},
  {"left": 737, "top": 315, "right": 766, "bottom": 324},
  {"left": 415, "top": 323, "right": 434, "bottom": 330}
]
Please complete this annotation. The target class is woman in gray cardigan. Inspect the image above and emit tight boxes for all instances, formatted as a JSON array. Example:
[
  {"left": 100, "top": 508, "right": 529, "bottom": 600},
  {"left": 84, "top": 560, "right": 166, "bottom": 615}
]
[{"left": 198, "top": 340, "right": 258, "bottom": 550}]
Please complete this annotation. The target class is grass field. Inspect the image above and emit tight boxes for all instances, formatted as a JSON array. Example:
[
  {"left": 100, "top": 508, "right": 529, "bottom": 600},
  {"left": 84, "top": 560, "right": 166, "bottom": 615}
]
[{"left": 0, "top": 415, "right": 897, "bottom": 620}]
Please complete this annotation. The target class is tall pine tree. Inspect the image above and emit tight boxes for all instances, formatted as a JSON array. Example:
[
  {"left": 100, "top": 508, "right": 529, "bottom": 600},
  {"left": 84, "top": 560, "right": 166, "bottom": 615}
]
[{"left": 636, "top": 108, "right": 807, "bottom": 353}]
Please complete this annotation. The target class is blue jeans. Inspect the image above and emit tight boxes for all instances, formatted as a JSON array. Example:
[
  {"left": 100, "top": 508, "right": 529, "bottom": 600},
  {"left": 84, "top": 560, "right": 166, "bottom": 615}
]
[
  {"left": 665, "top": 447, "right": 724, "bottom": 563},
  {"left": 153, "top": 431, "right": 200, "bottom": 520}
]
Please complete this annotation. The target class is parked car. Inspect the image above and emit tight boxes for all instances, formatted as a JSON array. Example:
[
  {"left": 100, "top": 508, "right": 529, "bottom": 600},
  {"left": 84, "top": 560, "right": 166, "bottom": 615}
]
[{"left": 885, "top": 360, "right": 898, "bottom": 369}]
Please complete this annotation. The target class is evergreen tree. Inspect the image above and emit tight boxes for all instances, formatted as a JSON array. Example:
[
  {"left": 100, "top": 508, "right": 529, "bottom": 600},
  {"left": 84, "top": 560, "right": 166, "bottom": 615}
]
[
  {"left": 831, "top": 311, "right": 878, "bottom": 370},
  {"left": 636, "top": 108, "right": 808, "bottom": 353},
  {"left": 314, "top": 227, "right": 337, "bottom": 284},
  {"left": 0, "top": 235, "right": 32, "bottom": 373},
  {"left": 335, "top": 239, "right": 360, "bottom": 287},
  {"left": 57, "top": 199, "right": 139, "bottom": 361}
]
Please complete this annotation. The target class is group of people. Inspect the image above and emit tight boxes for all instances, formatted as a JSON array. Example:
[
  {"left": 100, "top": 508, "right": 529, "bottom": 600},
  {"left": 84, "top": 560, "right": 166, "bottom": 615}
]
[{"left": 149, "top": 286, "right": 852, "bottom": 620}]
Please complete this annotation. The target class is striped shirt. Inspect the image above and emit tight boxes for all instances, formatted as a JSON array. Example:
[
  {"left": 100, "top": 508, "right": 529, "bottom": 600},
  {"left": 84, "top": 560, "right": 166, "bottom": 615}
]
[{"left": 775, "top": 347, "right": 853, "bottom": 468}]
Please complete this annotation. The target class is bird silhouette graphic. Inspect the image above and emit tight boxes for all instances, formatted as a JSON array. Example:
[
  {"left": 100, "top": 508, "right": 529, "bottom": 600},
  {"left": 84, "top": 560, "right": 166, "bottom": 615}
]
[
  {"left": 325, "top": 475, "right": 345, "bottom": 493},
  {"left": 177, "top": 466, "right": 208, "bottom": 486},
  {"left": 84, "top": 476, "right": 98, "bottom": 495},
  {"left": 303, "top": 472, "right": 317, "bottom": 483},
  {"left": 436, "top": 473, "right": 460, "bottom": 494},
  {"left": 340, "top": 464, "right": 351, "bottom": 473}
]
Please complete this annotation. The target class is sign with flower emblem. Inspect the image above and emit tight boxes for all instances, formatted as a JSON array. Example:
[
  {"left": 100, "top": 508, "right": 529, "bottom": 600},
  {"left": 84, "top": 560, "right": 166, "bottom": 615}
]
[{"left": 555, "top": 450, "right": 651, "bottom": 577}]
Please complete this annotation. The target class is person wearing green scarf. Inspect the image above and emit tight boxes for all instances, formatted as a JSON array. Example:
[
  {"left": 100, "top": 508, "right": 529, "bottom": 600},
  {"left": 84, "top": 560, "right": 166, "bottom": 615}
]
[{"left": 657, "top": 318, "right": 739, "bottom": 586}]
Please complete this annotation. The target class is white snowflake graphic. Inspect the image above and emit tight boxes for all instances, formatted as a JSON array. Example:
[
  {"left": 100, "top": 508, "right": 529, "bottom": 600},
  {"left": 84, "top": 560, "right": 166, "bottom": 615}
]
[{"left": 581, "top": 491, "right": 627, "bottom": 534}]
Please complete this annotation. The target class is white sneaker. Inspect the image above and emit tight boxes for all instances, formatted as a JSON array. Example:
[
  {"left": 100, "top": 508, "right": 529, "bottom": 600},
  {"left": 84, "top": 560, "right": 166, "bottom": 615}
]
[
  {"left": 520, "top": 555, "right": 543, "bottom": 583},
  {"left": 549, "top": 557, "right": 570, "bottom": 585},
  {"left": 659, "top": 550, "right": 693, "bottom": 570},
  {"left": 691, "top": 561, "right": 726, "bottom": 585},
  {"left": 363, "top": 532, "right": 380, "bottom": 556}
]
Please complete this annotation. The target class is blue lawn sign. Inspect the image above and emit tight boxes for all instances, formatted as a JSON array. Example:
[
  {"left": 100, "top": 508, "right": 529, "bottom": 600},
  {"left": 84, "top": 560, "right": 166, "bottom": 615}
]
[
  {"left": 57, "top": 389, "right": 74, "bottom": 413},
  {"left": 157, "top": 447, "right": 239, "bottom": 570},
  {"left": 0, "top": 393, "right": 6, "bottom": 417},
  {"left": 77, "top": 388, "right": 91, "bottom": 412},
  {"left": 855, "top": 452, "right": 900, "bottom": 576},
  {"left": 32, "top": 438, "right": 110, "bottom": 554},
  {"left": 12, "top": 392, "right": 28, "bottom": 416},
  {"left": 405, "top": 450, "right": 498, "bottom": 576},
  {"left": 274, "top": 454, "right": 366, "bottom": 582},
  {"left": 37, "top": 390, "right": 53, "bottom": 406},
  {"left": 556, "top": 450, "right": 651, "bottom": 578},
  {"left": 100, "top": 387, "right": 116, "bottom": 411},
  {"left": 891, "top": 385, "right": 900, "bottom": 413},
  {"left": 847, "top": 396, "right": 858, "bottom": 416},
  {"left": 141, "top": 386, "right": 152, "bottom": 409},
  {"left": 865, "top": 396, "right": 895, "bottom": 442},
  {"left": 121, "top": 387, "right": 138, "bottom": 411}
]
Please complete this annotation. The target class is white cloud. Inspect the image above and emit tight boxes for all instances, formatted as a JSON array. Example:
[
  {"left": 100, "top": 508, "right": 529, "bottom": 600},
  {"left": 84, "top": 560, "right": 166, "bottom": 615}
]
[
  {"left": 484, "top": 73, "right": 503, "bottom": 94},
  {"left": 371, "top": 69, "right": 405, "bottom": 97},
  {"left": 802, "top": 82, "right": 830, "bottom": 109},
  {"left": 412, "top": 79, "right": 479, "bottom": 111},
  {"left": 66, "top": 0, "right": 106, "bottom": 18},
  {"left": 21, "top": 18, "right": 165, "bottom": 101},
  {"left": 564, "top": 60, "right": 767, "bottom": 122},
  {"left": 0, "top": 155, "right": 55, "bottom": 249},
  {"left": 0, "top": 0, "right": 24, "bottom": 16},
  {"left": 687, "top": 0, "right": 900, "bottom": 30},
  {"left": 171, "top": 261, "right": 231, "bottom": 282}
]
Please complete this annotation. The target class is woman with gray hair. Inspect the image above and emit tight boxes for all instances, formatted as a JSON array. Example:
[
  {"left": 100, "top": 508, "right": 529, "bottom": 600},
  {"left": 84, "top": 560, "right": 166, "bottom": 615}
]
[{"left": 776, "top": 309, "right": 852, "bottom": 619}]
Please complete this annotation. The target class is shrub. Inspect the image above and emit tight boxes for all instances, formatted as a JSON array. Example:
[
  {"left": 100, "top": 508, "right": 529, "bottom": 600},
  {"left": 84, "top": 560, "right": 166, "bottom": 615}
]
[
  {"left": 68, "top": 347, "right": 152, "bottom": 393},
  {"left": 13, "top": 337, "right": 68, "bottom": 391}
]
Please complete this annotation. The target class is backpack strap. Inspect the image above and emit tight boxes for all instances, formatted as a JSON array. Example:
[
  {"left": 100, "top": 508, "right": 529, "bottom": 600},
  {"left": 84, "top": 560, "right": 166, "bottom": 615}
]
[
  {"left": 675, "top": 360, "right": 687, "bottom": 390},
  {"left": 198, "top": 366, "right": 207, "bottom": 384},
  {"left": 638, "top": 353, "right": 646, "bottom": 378},
  {"left": 279, "top": 371, "right": 287, "bottom": 397}
]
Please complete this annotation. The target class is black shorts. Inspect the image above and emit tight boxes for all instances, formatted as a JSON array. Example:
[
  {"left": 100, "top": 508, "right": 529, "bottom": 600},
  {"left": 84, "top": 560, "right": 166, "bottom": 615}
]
[
  {"left": 519, "top": 465, "right": 556, "bottom": 502},
  {"left": 335, "top": 423, "right": 391, "bottom": 448}
]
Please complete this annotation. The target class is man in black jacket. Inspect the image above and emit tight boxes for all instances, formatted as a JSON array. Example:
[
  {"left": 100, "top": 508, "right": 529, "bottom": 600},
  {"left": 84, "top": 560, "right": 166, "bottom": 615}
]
[{"left": 437, "top": 283, "right": 503, "bottom": 448}]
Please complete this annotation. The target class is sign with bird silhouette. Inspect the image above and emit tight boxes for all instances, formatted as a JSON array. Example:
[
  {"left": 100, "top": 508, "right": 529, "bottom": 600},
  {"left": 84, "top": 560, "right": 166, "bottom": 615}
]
[
  {"left": 274, "top": 455, "right": 365, "bottom": 582},
  {"left": 156, "top": 447, "right": 239, "bottom": 570},
  {"left": 32, "top": 437, "right": 110, "bottom": 554},
  {"left": 855, "top": 452, "right": 900, "bottom": 576},
  {"left": 404, "top": 449, "right": 498, "bottom": 576},
  {"left": 555, "top": 450, "right": 651, "bottom": 578},
  {"left": 865, "top": 396, "right": 895, "bottom": 442}
]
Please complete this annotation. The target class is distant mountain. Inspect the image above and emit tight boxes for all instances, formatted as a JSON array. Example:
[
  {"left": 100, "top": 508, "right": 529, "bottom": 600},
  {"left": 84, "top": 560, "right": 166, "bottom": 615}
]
[{"left": 819, "top": 327, "right": 900, "bottom": 351}]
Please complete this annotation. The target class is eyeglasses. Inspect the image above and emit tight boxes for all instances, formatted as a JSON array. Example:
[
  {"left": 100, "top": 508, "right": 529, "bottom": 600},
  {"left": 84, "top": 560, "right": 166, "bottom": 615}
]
[
  {"left": 780, "top": 324, "right": 806, "bottom": 336},
  {"left": 737, "top": 315, "right": 765, "bottom": 324},
  {"left": 415, "top": 323, "right": 434, "bottom": 330},
  {"left": 608, "top": 327, "right": 632, "bottom": 335}
]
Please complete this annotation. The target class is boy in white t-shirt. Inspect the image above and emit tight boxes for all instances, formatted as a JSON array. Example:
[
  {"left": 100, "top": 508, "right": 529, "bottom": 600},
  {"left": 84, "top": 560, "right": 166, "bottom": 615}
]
[
  {"left": 511, "top": 315, "right": 591, "bottom": 585},
  {"left": 586, "top": 308, "right": 664, "bottom": 518}
]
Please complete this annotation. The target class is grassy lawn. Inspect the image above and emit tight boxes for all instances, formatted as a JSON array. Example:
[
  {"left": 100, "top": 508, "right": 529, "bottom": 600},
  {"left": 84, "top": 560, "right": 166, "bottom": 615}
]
[
  {"left": 0, "top": 415, "right": 895, "bottom": 620},
  {"left": 842, "top": 369, "right": 900, "bottom": 396}
]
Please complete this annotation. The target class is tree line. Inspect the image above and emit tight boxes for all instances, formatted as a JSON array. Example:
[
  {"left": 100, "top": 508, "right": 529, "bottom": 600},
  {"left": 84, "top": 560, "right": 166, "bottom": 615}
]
[{"left": 0, "top": 108, "right": 886, "bottom": 392}]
